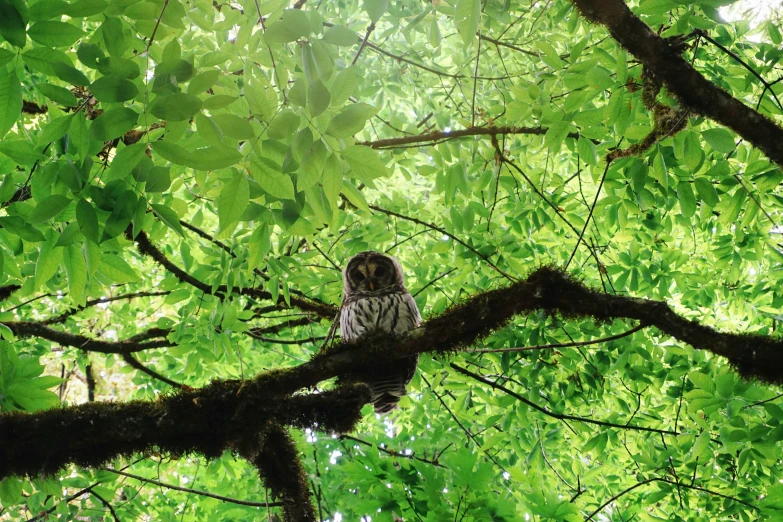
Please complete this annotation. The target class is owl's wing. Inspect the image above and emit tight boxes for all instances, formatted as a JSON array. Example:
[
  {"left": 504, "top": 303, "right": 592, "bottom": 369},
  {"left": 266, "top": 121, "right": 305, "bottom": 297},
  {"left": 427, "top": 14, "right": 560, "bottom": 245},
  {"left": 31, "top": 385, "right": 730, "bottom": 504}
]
[{"left": 398, "top": 291, "right": 422, "bottom": 332}]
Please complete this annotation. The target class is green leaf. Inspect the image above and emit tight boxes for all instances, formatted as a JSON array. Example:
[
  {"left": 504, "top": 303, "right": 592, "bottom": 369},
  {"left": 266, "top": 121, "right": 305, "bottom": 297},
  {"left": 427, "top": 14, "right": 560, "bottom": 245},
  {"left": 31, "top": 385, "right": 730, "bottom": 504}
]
[
  {"left": 23, "top": 48, "right": 72, "bottom": 77},
  {"left": 702, "top": 128, "right": 735, "bottom": 153},
  {"left": 245, "top": 83, "right": 278, "bottom": 121},
  {"left": 76, "top": 198, "right": 99, "bottom": 244},
  {"left": 677, "top": 181, "right": 697, "bottom": 218},
  {"left": 218, "top": 173, "right": 249, "bottom": 232},
  {"left": 101, "top": 190, "right": 136, "bottom": 241},
  {"left": 35, "top": 240, "right": 62, "bottom": 289},
  {"left": 28, "top": 195, "right": 71, "bottom": 224},
  {"left": 152, "top": 142, "right": 242, "bottom": 170},
  {"left": 689, "top": 371, "right": 715, "bottom": 393},
  {"left": 28, "top": 21, "right": 85, "bottom": 47},
  {"left": 211, "top": 114, "right": 255, "bottom": 140},
  {"left": 0, "top": 48, "right": 14, "bottom": 67},
  {"left": 248, "top": 155, "right": 295, "bottom": 199},
  {"left": 298, "top": 140, "right": 327, "bottom": 191},
  {"left": 683, "top": 131, "right": 703, "bottom": 171},
  {"left": 0, "top": 65, "right": 21, "bottom": 138},
  {"left": 329, "top": 66, "right": 356, "bottom": 106},
  {"left": 326, "top": 103, "right": 377, "bottom": 138},
  {"left": 90, "top": 75, "right": 139, "bottom": 103},
  {"left": 322, "top": 26, "right": 358, "bottom": 46},
  {"left": 7, "top": 382, "right": 59, "bottom": 411},
  {"left": 577, "top": 136, "right": 597, "bottom": 166},
  {"left": 308, "top": 79, "right": 331, "bottom": 117},
  {"left": 89, "top": 107, "right": 138, "bottom": 141},
  {"left": 0, "top": 140, "right": 46, "bottom": 165},
  {"left": 106, "top": 142, "right": 147, "bottom": 181},
  {"left": 339, "top": 145, "right": 389, "bottom": 182},
  {"left": 150, "top": 92, "right": 203, "bottom": 121},
  {"left": 544, "top": 121, "right": 570, "bottom": 150},
  {"left": 37, "top": 83, "right": 78, "bottom": 107},
  {"left": 266, "top": 109, "right": 300, "bottom": 139},
  {"left": 694, "top": 178, "right": 719, "bottom": 207},
  {"left": 145, "top": 166, "right": 171, "bottom": 192},
  {"left": 52, "top": 62, "right": 90, "bottom": 86},
  {"left": 99, "top": 254, "right": 140, "bottom": 283},
  {"left": 264, "top": 10, "right": 311, "bottom": 44},
  {"left": 188, "top": 69, "right": 220, "bottom": 94},
  {"left": 0, "top": 0, "right": 26, "bottom": 48},
  {"left": 322, "top": 153, "right": 343, "bottom": 203},
  {"left": 54, "top": 221, "right": 80, "bottom": 247},
  {"left": 0, "top": 216, "right": 45, "bottom": 242},
  {"left": 364, "top": 0, "right": 389, "bottom": 23},
  {"left": 341, "top": 181, "right": 369, "bottom": 211},
  {"left": 151, "top": 203, "right": 185, "bottom": 237},
  {"left": 454, "top": 0, "right": 480, "bottom": 45},
  {"left": 62, "top": 244, "right": 87, "bottom": 306},
  {"left": 0, "top": 478, "right": 23, "bottom": 505},
  {"left": 64, "top": 0, "right": 108, "bottom": 17},
  {"left": 101, "top": 17, "right": 125, "bottom": 57},
  {"left": 196, "top": 112, "right": 223, "bottom": 144}
]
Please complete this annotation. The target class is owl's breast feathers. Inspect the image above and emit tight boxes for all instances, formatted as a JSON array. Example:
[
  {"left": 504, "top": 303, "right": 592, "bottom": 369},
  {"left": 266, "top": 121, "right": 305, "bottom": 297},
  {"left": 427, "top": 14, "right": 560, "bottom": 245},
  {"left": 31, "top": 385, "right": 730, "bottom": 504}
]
[
  {"left": 339, "top": 286, "right": 422, "bottom": 414},
  {"left": 339, "top": 287, "right": 420, "bottom": 341}
]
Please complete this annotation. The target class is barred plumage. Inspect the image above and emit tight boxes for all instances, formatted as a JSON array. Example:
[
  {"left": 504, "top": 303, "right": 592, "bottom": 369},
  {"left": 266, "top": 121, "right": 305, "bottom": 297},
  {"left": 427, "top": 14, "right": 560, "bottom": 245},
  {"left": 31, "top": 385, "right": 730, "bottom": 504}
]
[{"left": 340, "top": 251, "right": 421, "bottom": 414}]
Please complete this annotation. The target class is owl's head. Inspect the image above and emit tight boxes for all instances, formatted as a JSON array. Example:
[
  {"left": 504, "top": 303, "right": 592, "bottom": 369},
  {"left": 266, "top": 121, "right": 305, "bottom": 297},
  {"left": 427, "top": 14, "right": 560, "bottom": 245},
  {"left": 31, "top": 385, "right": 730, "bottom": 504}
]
[{"left": 343, "top": 251, "right": 405, "bottom": 295}]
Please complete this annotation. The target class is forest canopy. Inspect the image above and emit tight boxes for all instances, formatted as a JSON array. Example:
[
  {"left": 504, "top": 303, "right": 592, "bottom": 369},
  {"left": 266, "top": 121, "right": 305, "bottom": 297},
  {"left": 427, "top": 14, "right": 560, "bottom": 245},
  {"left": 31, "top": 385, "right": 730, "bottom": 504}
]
[{"left": 1, "top": 0, "right": 783, "bottom": 520}]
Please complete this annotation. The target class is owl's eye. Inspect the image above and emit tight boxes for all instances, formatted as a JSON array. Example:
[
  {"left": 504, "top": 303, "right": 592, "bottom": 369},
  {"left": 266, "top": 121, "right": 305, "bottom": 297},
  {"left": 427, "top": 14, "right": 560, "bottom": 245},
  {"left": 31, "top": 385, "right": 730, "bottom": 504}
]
[
  {"left": 351, "top": 270, "right": 365, "bottom": 281},
  {"left": 374, "top": 266, "right": 386, "bottom": 277}
]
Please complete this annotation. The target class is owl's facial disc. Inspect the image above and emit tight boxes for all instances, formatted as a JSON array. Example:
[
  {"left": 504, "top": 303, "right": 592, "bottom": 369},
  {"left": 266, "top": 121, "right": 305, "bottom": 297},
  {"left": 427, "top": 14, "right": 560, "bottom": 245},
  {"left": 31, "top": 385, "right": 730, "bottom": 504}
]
[{"left": 347, "top": 254, "right": 397, "bottom": 292}]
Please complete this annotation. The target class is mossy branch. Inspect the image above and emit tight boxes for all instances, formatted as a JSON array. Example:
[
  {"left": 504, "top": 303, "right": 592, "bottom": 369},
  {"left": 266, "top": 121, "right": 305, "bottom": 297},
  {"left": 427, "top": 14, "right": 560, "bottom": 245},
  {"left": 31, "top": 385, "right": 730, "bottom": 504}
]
[
  {"left": 570, "top": 0, "right": 783, "bottom": 168},
  {"left": 0, "top": 384, "right": 369, "bottom": 479},
  {"left": 2, "top": 267, "right": 782, "bottom": 479},
  {"left": 240, "top": 424, "right": 317, "bottom": 522}
]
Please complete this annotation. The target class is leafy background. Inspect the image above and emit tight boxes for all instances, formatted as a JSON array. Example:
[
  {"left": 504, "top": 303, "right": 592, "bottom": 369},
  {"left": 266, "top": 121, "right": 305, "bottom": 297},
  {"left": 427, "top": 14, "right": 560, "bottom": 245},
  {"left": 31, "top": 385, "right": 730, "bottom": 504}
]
[{"left": 1, "top": 0, "right": 783, "bottom": 520}]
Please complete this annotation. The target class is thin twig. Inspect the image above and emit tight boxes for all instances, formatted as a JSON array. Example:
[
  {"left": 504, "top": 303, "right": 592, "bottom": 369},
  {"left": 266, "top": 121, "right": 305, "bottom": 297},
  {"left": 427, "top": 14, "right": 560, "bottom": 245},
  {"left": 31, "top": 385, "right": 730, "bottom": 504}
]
[
  {"left": 102, "top": 468, "right": 283, "bottom": 508},
  {"left": 146, "top": 0, "right": 170, "bottom": 52},
  {"left": 451, "top": 363, "right": 678, "bottom": 435},
  {"left": 352, "top": 22, "right": 376, "bottom": 65},
  {"left": 369, "top": 204, "right": 516, "bottom": 282},
  {"left": 566, "top": 159, "right": 611, "bottom": 270},
  {"left": 122, "top": 353, "right": 183, "bottom": 388},
  {"left": 467, "top": 323, "right": 647, "bottom": 353}
]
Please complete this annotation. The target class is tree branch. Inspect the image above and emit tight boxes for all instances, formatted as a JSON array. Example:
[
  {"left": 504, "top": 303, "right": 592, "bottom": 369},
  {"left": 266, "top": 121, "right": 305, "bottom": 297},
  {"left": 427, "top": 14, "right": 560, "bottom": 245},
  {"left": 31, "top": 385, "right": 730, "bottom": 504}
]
[
  {"left": 570, "top": 0, "right": 783, "bottom": 167},
  {"left": 358, "top": 126, "right": 580, "bottom": 150},
  {"left": 121, "top": 353, "right": 183, "bottom": 388},
  {"left": 4, "top": 267, "right": 783, "bottom": 479},
  {"left": 42, "top": 291, "right": 171, "bottom": 325},
  {"left": 3, "top": 321, "right": 173, "bottom": 354},
  {"left": 450, "top": 363, "right": 676, "bottom": 435},
  {"left": 0, "top": 385, "right": 370, "bottom": 479},
  {"left": 103, "top": 468, "right": 283, "bottom": 508},
  {"left": 131, "top": 229, "right": 338, "bottom": 319}
]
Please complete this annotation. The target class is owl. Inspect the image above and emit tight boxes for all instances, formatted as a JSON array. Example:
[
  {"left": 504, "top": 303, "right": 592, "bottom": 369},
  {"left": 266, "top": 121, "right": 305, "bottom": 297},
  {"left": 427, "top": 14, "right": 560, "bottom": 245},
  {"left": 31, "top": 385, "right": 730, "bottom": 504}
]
[{"left": 340, "top": 251, "right": 422, "bottom": 414}]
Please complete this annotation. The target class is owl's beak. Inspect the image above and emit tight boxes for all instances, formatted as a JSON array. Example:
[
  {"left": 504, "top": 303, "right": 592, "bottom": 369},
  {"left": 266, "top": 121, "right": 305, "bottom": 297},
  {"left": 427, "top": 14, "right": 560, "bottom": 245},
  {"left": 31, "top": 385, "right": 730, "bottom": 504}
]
[{"left": 369, "top": 280, "right": 375, "bottom": 290}]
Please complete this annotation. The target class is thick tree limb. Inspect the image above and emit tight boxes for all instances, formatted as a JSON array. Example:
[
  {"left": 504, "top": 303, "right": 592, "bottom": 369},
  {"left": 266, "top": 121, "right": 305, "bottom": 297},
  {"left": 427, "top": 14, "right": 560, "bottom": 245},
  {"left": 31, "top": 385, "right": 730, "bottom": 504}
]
[
  {"left": 3, "top": 267, "right": 782, "bottom": 479},
  {"left": 0, "top": 284, "right": 20, "bottom": 304},
  {"left": 570, "top": 0, "right": 783, "bottom": 167},
  {"left": 0, "top": 385, "right": 369, "bottom": 479},
  {"left": 240, "top": 424, "right": 316, "bottom": 522}
]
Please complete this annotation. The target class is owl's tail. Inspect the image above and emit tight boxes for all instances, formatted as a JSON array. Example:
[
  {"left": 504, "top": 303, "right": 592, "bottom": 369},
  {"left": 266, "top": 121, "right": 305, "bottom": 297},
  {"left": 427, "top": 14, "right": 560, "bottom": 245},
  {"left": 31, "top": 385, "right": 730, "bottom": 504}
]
[{"left": 368, "top": 378, "right": 407, "bottom": 414}]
